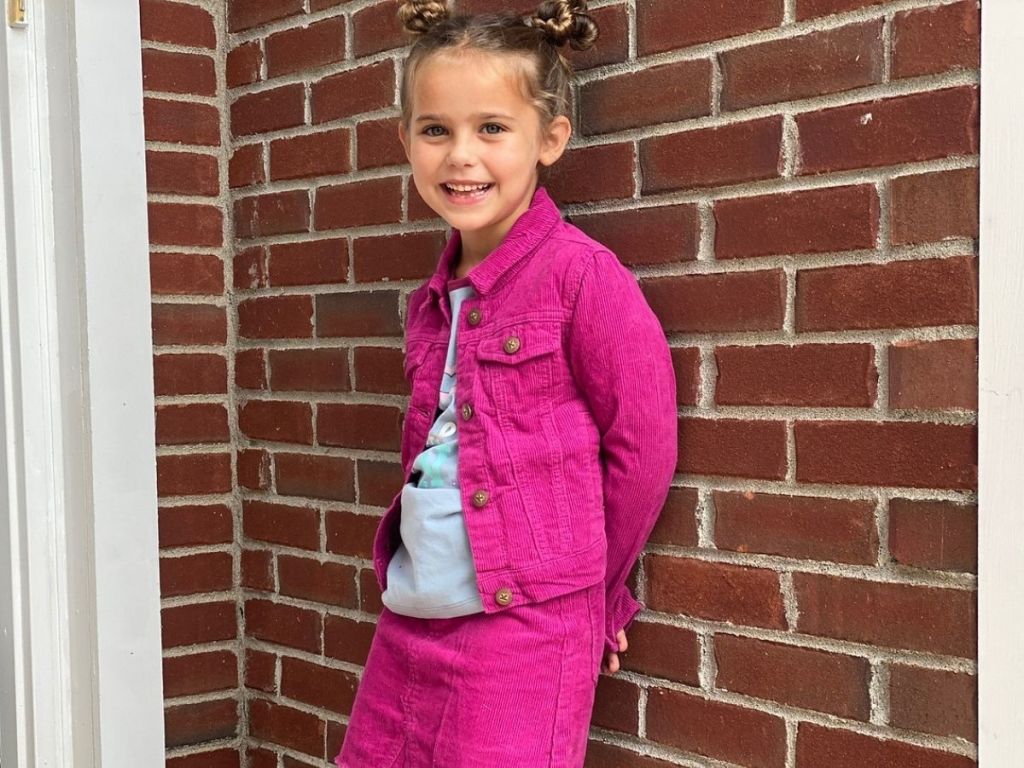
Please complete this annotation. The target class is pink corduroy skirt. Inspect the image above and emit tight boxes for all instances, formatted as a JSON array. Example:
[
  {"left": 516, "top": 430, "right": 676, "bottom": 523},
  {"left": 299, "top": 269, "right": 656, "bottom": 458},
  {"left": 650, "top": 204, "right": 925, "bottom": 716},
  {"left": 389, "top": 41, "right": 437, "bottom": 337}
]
[{"left": 334, "top": 580, "right": 604, "bottom": 768}]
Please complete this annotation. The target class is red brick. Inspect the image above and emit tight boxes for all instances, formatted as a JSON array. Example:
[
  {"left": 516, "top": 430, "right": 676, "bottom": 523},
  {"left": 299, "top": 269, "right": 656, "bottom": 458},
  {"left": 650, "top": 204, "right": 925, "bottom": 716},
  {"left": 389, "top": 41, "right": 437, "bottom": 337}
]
[
  {"left": 279, "top": 555, "right": 357, "bottom": 607},
  {"left": 716, "top": 635, "right": 871, "bottom": 719},
  {"left": 231, "top": 84, "right": 305, "bottom": 137},
  {"left": 795, "top": 420, "right": 976, "bottom": 490},
  {"left": 146, "top": 150, "right": 219, "bottom": 196},
  {"left": 715, "top": 490, "right": 877, "bottom": 565},
  {"left": 153, "top": 353, "right": 227, "bottom": 396},
  {"left": 647, "top": 554, "right": 786, "bottom": 629},
  {"left": 715, "top": 343, "right": 877, "bottom": 406},
  {"left": 325, "top": 510, "right": 380, "bottom": 559},
  {"left": 715, "top": 184, "right": 879, "bottom": 259},
  {"left": 617, "top": 620, "right": 700, "bottom": 684},
  {"left": 157, "top": 452, "right": 232, "bottom": 497},
  {"left": 238, "top": 399, "right": 313, "bottom": 444},
  {"left": 544, "top": 142, "right": 635, "bottom": 204},
  {"left": 324, "top": 614, "right": 376, "bottom": 666},
  {"left": 156, "top": 403, "right": 230, "bottom": 445},
  {"left": 141, "top": 49, "right": 216, "bottom": 97},
  {"left": 281, "top": 657, "right": 359, "bottom": 713},
  {"left": 164, "top": 698, "right": 237, "bottom": 748},
  {"left": 242, "top": 548, "right": 274, "bottom": 591},
  {"left": 267, "top": 238, "right": 349, "bottom": 286},
  {"left": 151, "top": 303, "right": 227, "bottom": 346},
  {"left": 678, "top": 417, "right": 788, "bottom": 479},
  {"left": 889, "top": 338, "right": 977, "bottom": 410},
  {"left": 159, "top": 504, "right": 233, "bottom": 549},
  {"left": 352, "top": 1, "right": 409, "bottom": 57},
  {"left": 638, "top": 0, "right": 783, "bottom": 56},
  {"left": 314, "top": 176, "right": 403, "bottom": 230},
  {"left": 228, "top": 0, "right": 304, "bottom": 32},
  {"left": 140, "top": 0, "right": 215, "bottom": 48},
  {"left": 571, "top": 4, "right": 629, "bottom": 71},
  {"left": 584, "top": 742, "right": 678, "bottom": 768},
  {"left": 270, "top": 129, "right": 351, "bottom": 181},
  {"left": 149, "top": 202, "right": 222, "bottom": 247},
  {"left": 144, "top": 98, "right": 219, "bottom": 146},
  {"left": 160, "top": 552, "right": 233, "bottom": 597},
  {"left": 795, "top": 722, "right": 975, "bottom": 768},
  {"left": 245, "top": 599, "right": 322, "bottom": 654},
  {"left": 245, "top": 648, "right": 276, "bottom": 693},
  {"left": 353, "top": 230, "right": 445, "bottom": 282},
  {"left": 648, "top": 486, "right": 699, "bottom": 548},
  {"left": 796, "top": 0, "right": 884, "bottom": 20},
  {"left": 355, "top": 116, "right": 407, "bottom": 170},
  {"left": 721, "top": 21, "right": 884, "bottom": 111},
  {"left": 353, "top": 346, "right": 407, "bottom": 396},
  {"left": 355, "top": 458, "right": 404, "bottom": 507},
  {"left": 670, "top": 347, "right": 701, "bottom": 406},
  {"left": 237, "top": 295, "right": 314, "bottom": 339},
  {"left": 242, "top": 349, "right": 273, "bottom": 394},
  {"left": 647, "top": 685, "right": 787, "bottom": 767},
  {"left": 890, "top": 168, "right": 978, "bottom": 245},
  {"left": 889, "top": 498, "right": 977, "bottom": 573},
  {"left": 235, "top": 191, "right": 310, "bottom": 238},
  {"left": 797, "top": 86, "right": 979, "bottom": 175},
  {"left": 796, "top": 256, "right": 978, "bottom": 332},
  {"left": 318, "top": 403, "right": 402, "bottom": 451},
  {"left": 168, "top": 749, "right": 240, "bottom": 768},
  {"left": 150, "top": 252, "right": 224, "bottom": 296},
  {"left": 316, "top": 290, "right": 403, "bottom": 337},
  {"left": 229, "top": 144, "right": 265, "bottom": 189},
  {"left": 234, "top": 246, "right": 268, "bottom": 290},
  {"left": 593, "top": 675, "right": 641, "bottom": 734},
  {"left": 641, "top": 117, "right": 783, "bottom": 193},
  {"left": 275, "top": 452, "right": 356, "bottom": 502},
  {"left": 163, "top": 650, "right": 237, "bottom": 698},
  {"left": 311, "top": 60, "right": 395, "bottom": 123},
  {"left": 266, "top": 17, "right": 346, "bottom": 78},
  {"left": 892, "top": 2, "right": 980, "bottom": 79},
  {"left": 643, "top": 270, "right": 785, "bottom": 333},
  {"left": 227, "top": 41, "right": 262, "bottom": 88},
  {"left": 359, "top": 568, "right": 382, "bottom": 613},
  {"left": 580, "top": 60, "right": 711, "bottom": 135},
  {"left": 243, "top": 499, "right": 319, "bottom": 550},
  {"left": 793, "top": 572, "right": 976, "bottom": 657},
  {"left": 570, "top": 204, "right": 699, "bottom": 267},
  {"left": 161, "top": 601, "right": 237, "bottom": 647},
  {"left": 889, "top": 664, "right": 977, "bottom": 740},
  {"left": 248, "top": 699, "right": 324, "bottom": 758},
  {"left": 268, "top": 347, "right": 350, "bottom": 392},
  {"left": 238, "top": 448, "right": 272, "bottom": 490}
]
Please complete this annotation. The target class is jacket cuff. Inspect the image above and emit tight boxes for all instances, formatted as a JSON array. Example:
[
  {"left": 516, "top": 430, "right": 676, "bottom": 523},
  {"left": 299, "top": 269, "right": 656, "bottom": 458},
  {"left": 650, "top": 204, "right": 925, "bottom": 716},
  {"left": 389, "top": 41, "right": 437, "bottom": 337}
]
[{"left": 604, "top": 585, "right": 642, "bottom": 655}]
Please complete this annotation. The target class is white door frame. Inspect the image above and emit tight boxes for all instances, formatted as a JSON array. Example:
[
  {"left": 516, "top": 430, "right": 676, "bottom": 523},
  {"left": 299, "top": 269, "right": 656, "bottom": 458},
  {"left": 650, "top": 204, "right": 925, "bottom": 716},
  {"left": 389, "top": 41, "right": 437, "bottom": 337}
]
[
  {"left": 978, "top": 0, "right": 1024, "bottom": 761},
  {"left": 0, "top": 1, "right": 165, "bottom": 766}
]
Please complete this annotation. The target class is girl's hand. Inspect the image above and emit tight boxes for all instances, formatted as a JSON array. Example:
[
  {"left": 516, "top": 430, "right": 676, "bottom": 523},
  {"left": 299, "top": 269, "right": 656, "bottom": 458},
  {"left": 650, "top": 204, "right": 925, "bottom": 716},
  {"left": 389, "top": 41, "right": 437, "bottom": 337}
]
[{"left": 601, "top": 629, "right": 629, "bottom": 675}]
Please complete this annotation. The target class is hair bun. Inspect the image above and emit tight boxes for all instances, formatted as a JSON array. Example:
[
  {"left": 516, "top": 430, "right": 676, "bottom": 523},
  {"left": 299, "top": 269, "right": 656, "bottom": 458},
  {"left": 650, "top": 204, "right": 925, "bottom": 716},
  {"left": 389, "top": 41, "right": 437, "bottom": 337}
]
[
  {"left": 398, "top": 0, "right": 451, "bottom": 36},
  {"left": 525, "top": 0, "right": 598, "bottom": 51}
]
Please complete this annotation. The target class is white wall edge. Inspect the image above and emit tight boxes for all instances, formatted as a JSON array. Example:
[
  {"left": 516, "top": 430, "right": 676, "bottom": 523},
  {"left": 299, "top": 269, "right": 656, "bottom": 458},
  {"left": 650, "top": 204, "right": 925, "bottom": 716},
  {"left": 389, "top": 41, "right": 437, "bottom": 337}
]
[{"left": 978, "top": 0, "right": 1024, "bottom": 761}]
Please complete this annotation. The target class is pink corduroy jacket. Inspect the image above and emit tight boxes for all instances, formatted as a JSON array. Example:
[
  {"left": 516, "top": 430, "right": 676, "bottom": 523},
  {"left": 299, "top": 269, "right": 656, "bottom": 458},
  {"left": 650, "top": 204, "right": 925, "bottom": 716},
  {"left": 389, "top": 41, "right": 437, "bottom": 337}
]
[{"left": 372, "top": 184, "right": 678, "bottom": 655}]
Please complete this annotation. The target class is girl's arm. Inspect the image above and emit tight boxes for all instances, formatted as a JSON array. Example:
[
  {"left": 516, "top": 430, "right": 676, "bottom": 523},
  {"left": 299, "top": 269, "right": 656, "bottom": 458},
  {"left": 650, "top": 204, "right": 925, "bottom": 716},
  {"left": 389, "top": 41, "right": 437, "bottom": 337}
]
[{"left": 568, "top": 248, "right": 678, "bottom": 656}]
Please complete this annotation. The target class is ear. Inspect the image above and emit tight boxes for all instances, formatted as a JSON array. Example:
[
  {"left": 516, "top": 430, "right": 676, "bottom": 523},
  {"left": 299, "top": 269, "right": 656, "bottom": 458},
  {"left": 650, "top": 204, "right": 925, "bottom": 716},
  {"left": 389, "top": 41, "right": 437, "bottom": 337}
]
[
  {"left": 538, "top": 114, "right": 572, "bottom": 167},
  {"left": 398, "top": 121, "right": 411, "bottom": 162}
]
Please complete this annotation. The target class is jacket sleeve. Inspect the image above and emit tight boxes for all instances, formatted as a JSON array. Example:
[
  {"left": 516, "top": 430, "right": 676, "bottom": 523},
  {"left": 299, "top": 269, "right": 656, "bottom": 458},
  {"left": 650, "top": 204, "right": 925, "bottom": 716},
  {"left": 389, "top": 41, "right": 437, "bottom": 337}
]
[{"left": 567, "top": 248, "right": 678, "bottom": 656}]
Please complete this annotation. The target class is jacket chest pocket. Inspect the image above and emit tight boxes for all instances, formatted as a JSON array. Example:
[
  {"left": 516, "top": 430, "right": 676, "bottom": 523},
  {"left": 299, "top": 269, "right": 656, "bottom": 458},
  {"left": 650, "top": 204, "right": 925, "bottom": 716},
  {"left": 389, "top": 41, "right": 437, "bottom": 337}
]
[{"left": 474, "top": 322, "right": 562, "bottom": 413}]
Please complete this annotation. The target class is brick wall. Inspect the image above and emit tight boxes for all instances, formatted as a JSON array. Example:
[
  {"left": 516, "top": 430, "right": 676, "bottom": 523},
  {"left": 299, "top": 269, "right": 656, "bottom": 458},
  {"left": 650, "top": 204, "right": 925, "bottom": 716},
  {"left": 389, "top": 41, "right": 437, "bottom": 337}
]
[{"left": 148, "top": 0, "right": 979, "bottom": 765}]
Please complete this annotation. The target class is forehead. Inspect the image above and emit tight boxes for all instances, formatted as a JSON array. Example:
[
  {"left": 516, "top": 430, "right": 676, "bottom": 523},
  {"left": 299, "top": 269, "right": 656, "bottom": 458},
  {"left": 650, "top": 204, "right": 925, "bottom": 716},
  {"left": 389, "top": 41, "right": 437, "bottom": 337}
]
[{"left": 411, "top": 51, "right": 534, "bottom": 119}]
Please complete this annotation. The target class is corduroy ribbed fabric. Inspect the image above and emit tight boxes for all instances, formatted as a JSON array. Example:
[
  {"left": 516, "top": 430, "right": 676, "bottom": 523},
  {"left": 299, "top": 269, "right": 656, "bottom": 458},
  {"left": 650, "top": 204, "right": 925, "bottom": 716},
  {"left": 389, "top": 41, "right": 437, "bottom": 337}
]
[{"left": 371, "top": 183, "right": 678, "bottom": 658}]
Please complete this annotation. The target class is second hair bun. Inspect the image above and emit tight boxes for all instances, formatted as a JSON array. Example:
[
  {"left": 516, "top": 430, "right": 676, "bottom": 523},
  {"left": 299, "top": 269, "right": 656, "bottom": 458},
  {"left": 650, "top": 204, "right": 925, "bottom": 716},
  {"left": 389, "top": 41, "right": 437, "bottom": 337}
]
[{"left": 525, "top": 0, "right": 599, "bottom": 51}]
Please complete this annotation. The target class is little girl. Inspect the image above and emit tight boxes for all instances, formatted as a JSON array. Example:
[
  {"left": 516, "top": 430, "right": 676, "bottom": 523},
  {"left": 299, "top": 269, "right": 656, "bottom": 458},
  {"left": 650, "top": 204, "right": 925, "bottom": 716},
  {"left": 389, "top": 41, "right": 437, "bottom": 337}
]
[{"left": 336, "top": 1, "right": 677, "bottom": 765}]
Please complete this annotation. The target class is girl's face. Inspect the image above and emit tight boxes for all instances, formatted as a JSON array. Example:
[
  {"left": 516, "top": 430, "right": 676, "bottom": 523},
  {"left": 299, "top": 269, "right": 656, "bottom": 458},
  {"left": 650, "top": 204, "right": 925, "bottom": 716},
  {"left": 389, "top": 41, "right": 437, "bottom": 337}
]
[{"left": 398, "top": 50, "right": 571, "bottom": 263}]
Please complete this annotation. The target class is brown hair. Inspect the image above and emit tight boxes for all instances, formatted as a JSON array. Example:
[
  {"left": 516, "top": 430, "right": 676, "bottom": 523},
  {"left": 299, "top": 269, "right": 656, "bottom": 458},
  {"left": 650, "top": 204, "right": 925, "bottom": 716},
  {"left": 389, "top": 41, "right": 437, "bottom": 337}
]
[{"left": 397, "top": 1, "right": 599, "bottom": 177}]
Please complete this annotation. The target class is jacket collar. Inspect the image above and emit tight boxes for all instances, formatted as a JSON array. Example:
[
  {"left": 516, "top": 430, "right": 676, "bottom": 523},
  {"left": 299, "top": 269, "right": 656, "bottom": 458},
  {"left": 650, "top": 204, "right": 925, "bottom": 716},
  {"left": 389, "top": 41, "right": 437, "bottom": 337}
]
[{"left": 426, "top": 184, "right": 561, "bottom": 302}]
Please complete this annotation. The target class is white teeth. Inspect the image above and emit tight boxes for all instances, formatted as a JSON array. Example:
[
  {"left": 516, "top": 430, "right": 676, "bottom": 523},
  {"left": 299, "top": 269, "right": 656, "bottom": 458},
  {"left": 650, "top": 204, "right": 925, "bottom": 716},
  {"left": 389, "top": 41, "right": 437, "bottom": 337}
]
[{"left": 445, "top": 183, "right": 491, "bottom": 193}]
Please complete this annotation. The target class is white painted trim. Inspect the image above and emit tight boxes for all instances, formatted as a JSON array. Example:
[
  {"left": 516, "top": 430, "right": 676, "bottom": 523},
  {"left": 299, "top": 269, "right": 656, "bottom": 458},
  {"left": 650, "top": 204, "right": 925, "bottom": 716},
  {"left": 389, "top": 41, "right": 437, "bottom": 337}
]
[
  {"left": 978, "top": 0, "right": 1024, "bottom": 761},
  {"left": 0, "top": 1, "right": 165, "bottom": 766}
]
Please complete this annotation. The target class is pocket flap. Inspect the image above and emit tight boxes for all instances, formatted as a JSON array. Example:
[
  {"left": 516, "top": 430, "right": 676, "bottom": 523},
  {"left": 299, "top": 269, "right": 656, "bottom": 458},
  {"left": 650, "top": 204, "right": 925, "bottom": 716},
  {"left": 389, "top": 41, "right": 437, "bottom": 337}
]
[{"left": 476, "top": 324, "right": 561, "bottom": 364}]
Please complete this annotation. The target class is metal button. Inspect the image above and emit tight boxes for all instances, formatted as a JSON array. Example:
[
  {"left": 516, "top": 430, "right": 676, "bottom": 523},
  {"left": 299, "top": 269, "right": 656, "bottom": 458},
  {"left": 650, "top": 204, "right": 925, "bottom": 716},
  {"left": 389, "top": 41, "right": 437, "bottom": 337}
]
[
  {"left": 503, "top": 335, "right": 521, "bottom": 354},
  {"left": 461, "top": 403, "right": 473, "bottom": 420},
  {"left": 495, "top": 587, "right": 513, "bottom": 606},
  {"left": 467, "top": 308, "right": 482, "bottom": 326},
  {"left": 472, "top": 489, "right": 489, "bottom": 507}
]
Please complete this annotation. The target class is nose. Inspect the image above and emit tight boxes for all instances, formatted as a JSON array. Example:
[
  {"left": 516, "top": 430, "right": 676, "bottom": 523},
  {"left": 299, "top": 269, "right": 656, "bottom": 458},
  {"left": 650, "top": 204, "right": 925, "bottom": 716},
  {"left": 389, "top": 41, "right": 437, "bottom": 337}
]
[{"left": 446, "top": 130, "right": 476, "bottom": 167}]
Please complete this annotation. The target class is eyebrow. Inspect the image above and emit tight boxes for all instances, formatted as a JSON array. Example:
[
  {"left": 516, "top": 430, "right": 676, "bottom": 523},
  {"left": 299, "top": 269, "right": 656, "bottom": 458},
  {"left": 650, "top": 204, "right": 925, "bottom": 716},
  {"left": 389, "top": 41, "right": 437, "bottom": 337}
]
[{"left": 414, "top": 113, "right": 517, "bottom": 122}]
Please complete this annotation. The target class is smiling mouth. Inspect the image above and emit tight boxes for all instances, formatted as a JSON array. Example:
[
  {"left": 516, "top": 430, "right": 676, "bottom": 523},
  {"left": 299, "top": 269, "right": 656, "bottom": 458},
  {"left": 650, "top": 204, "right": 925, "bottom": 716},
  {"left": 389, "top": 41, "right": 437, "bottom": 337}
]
[{"left": 441, "top": 183, "right": 494, "bottom": 197}]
